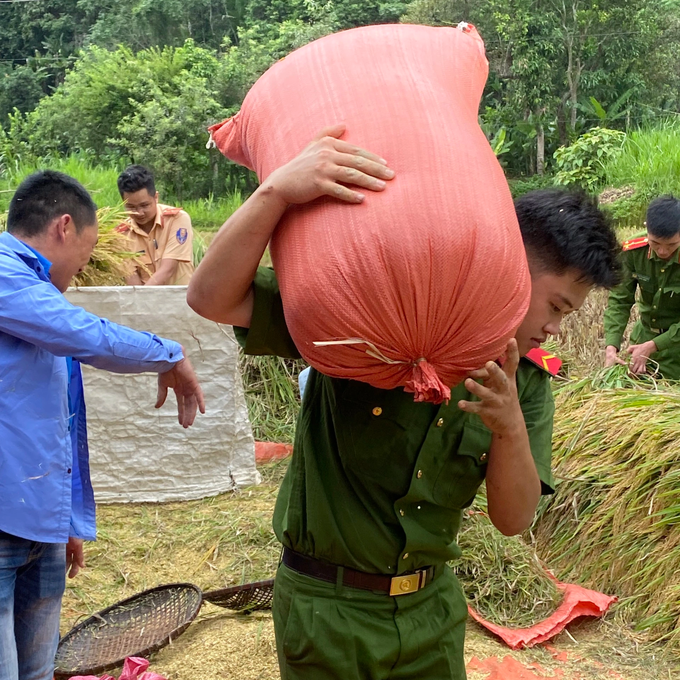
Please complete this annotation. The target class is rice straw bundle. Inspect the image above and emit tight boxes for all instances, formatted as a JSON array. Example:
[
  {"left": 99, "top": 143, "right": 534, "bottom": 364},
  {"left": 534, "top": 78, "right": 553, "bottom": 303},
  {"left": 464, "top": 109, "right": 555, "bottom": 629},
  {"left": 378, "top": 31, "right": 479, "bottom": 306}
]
[
  {"left": 74, "top": 206, "right": 135, "bottom": 287},
  {"left": 533, "top": 375, "right": 680, "bottom": 646},
  {"left": 453, "top": 493, "right": 562, "bottom": 627}
]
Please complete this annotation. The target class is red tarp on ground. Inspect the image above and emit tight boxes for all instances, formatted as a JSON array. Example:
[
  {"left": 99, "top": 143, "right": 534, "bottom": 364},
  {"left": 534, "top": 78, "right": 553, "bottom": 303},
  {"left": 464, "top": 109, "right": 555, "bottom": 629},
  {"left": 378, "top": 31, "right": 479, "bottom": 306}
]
[{"left": 469, "top": 578, "right": 617, "bottom": 649}]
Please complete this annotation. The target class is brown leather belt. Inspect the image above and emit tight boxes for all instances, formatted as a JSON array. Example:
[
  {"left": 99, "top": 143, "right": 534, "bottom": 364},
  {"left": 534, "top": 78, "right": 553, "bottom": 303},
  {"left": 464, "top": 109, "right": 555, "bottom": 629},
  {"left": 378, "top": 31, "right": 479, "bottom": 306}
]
[{"left": 282, "top": 548, "right": 436, "bottom": 596}]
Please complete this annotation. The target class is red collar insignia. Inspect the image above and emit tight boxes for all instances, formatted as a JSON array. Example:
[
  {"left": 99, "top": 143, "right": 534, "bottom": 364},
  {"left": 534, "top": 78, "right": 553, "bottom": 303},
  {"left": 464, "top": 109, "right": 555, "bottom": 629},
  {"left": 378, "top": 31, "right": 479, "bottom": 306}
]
[{"left": 525, "top": 348, "right": 562, "bottom": 376}]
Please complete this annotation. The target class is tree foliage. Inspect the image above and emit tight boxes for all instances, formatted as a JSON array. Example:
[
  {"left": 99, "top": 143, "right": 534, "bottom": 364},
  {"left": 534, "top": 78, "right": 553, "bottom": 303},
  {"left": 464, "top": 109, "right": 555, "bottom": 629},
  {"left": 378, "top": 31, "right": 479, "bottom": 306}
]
[
  {"left": 0, "top": 0, "right": 679, "bottom": 195},
  {"left": 402, "top": 0, "right": 680, "bottom": 175}
]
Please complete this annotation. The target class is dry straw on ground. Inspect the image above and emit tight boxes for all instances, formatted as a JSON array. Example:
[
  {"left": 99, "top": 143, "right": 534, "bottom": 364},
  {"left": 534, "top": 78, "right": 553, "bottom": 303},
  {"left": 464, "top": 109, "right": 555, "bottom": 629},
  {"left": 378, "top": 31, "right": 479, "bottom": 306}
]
[
  {"left": 454, "top": 498, "right": 562, "bottom": 627},
  {"left": 532, "top": 374, "right": 680, "bottom": 649}
]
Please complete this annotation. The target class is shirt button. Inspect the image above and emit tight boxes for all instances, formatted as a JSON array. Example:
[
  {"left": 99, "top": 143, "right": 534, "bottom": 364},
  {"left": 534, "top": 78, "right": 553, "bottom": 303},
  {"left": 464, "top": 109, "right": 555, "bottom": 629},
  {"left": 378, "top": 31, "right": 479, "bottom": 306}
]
[
  {"left": 372, "top": 407, "right": 383, "bottom": 416},
  {"left": 403, "top": 553, "right": 409, "bottom": 559},
  {"left": 67, "top": 468, "right": 72, "bottom": 474},
  {"left": 399, "top": 509, "right": 405, "bottom": 517},
  {"left": 417, "top": 470, "right": 423, "bottom": 479},
  {"left": 436, "top": 418, "right": 444, "bottom": 427},
  {"left": 480, "top": 453, "right": 488, "bottom": 463}
]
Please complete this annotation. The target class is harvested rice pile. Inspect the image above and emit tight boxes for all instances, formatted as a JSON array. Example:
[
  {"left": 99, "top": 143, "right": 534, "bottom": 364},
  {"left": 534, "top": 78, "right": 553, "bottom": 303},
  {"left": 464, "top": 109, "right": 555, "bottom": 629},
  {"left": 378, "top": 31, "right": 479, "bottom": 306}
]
[
  {"left": 73, "top": 206, "right": 134, "bottom": 286},
  {"left": 533, "top": 372, "right": 680, "bottom": 646},
  {"left": 454, "top": 495, "right": 562, "bottom": 628}
]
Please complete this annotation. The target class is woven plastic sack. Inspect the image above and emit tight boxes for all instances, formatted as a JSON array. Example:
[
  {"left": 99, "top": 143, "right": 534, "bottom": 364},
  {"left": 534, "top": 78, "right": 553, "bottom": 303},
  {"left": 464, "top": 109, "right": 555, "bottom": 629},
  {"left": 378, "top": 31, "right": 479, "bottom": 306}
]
[{"left": 209, "top": 23, "right": 530, "bottom": 402}]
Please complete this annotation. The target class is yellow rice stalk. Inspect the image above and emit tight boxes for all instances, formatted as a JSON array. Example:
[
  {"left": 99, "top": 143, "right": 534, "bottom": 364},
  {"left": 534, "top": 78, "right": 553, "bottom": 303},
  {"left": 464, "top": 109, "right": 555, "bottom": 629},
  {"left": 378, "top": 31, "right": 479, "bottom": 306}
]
[
  {"left": 73, "top": 206, "right": 135, "bottom": 286},
  {"left": 533, "top": 377, "right": 680, "bottom": 647}
]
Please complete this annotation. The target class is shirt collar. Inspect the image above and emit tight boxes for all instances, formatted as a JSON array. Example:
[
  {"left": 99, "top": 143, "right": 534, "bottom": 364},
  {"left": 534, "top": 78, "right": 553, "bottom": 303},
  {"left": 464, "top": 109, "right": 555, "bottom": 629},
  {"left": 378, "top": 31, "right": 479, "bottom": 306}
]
[
  {"left": 128, "top": 204, "right": 163, "bottom": 236},
  {"left": 0, "top": 231, "right": 52, "bottom": 277}
]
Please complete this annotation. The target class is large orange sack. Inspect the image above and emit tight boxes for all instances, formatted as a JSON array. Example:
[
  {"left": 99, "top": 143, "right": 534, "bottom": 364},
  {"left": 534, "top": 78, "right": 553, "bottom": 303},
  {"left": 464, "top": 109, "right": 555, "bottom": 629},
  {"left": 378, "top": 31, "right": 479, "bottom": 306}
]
[{"left": 210, "top": 23, "right": 530, "bottom": 403}]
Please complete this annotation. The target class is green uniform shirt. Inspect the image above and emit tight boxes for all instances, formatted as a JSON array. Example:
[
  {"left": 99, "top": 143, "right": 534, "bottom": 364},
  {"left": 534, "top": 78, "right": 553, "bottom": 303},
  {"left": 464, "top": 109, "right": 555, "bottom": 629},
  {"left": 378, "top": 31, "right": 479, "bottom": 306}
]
[
  {"left": 604, "top": 235, "right": 680, "bottom": 379},
  {"left": 236, "top": 267, "right": 555, "bottom": 575}
]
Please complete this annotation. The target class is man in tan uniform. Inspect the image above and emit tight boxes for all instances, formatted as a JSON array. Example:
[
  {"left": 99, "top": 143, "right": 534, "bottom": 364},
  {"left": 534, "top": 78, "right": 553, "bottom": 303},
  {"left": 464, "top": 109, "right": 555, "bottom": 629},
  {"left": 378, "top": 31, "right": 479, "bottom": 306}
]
[{"left": 116, "top": 165, "right": 194, "bottom": 285}]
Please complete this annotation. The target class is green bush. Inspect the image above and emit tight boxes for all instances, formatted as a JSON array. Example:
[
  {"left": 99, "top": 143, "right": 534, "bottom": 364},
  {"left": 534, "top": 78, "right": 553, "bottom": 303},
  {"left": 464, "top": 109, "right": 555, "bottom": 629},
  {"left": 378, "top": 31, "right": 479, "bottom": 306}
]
[
  {"left": 0, "top": 21, "right": 341, "bottom": 201},
  {"left": 553, "top": 128, "right": 627, "bottom": 192},
  {"left": 507, "top": 174, "right": 558, "bottom": 198}
]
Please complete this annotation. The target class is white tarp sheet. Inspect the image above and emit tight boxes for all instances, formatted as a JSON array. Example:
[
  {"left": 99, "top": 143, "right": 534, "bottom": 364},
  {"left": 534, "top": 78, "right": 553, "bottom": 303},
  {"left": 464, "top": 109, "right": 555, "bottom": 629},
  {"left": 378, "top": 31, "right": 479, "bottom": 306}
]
[{"left": 65, "top": 285, "right": 259, "bottom": 503}]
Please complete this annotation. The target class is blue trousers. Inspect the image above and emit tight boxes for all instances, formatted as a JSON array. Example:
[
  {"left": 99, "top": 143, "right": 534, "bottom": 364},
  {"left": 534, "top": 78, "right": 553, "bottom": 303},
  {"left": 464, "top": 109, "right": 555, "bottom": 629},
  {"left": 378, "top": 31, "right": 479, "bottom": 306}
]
[{"left": 0, "top": 532, "right": 66, "bottom": 680}]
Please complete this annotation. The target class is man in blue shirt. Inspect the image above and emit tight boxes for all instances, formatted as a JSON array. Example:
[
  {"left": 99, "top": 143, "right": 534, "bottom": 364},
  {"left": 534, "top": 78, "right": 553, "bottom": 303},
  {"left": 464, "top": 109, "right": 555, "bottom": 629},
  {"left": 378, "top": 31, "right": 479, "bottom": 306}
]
[{"left": 0, "top": 171, "right": 205, "bottom": 680}]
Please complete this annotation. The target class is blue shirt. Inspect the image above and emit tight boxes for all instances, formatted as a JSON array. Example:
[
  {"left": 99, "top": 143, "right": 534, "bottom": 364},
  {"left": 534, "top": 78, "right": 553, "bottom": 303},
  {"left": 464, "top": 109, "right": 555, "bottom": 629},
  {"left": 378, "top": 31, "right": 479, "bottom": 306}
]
[{"left": 0, "top": 232, "right": 184, "bottom": 543}]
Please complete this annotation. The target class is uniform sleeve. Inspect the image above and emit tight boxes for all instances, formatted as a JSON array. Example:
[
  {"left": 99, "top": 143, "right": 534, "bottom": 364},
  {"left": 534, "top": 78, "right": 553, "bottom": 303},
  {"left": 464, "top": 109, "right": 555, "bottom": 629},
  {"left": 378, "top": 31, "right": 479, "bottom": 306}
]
[
  {"left": 603, "top": 252, "right": 637, "bottom": 349},
  {"left": 233, "top": 267, "right": 302, "bottom": 359},
  {"left": 0, "top": 254, "right": 183, "bottom": 373},
  {"left": 651, "top": 322, "right": 680, "bottom": 351},
  {"left": 161, "top": 212, "right": 193, "bottom": 262},
  {"left": 517, "top": 363, "right": 555, "bottom": 495}
]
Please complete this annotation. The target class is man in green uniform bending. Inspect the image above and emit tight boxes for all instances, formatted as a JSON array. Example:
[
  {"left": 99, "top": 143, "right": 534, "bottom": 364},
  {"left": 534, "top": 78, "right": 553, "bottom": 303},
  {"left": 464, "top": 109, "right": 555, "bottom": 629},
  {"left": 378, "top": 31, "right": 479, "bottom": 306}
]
[
  {"left": 604, "top": 196, "right": 680, "bottom": 379},
  {"left": 188, "top": 125, "right": 620, "bottom": 680}
]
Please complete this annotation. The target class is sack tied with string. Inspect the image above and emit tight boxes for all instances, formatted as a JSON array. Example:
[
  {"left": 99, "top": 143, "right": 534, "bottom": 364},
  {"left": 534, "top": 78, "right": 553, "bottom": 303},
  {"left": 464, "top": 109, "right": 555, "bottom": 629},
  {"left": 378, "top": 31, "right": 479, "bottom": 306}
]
[{"left": 209, "top": 23, "right": 530, "bottom": 403}]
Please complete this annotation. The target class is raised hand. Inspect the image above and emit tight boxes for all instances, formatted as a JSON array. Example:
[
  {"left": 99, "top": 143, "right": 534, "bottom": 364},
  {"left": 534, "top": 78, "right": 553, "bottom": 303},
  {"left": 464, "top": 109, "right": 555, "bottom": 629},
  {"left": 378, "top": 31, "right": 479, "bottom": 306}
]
[{"left": 458, "top": 339, "right": 524, "bottom": 438}]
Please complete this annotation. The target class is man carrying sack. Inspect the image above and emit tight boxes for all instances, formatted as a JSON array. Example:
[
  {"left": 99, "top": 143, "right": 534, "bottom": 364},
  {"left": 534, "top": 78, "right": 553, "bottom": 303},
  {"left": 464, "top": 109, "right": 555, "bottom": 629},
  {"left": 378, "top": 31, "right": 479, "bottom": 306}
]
[{"left": 188, "top": 128, "right": 620, "bottom": 679}]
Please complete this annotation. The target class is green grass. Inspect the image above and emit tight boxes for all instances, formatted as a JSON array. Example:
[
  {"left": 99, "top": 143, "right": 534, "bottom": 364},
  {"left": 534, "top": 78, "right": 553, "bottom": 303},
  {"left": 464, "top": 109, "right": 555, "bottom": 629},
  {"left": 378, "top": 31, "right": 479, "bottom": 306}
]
[
  {"left": 602, "top": 119, "right": 680, "bottom": 228},
  {"left": 0, "top": 155, "right": 124, "bottom": 211},
  {"left": 0, "top": 155, "right": 243, "bottom": 228},
  {"left": 184, "top": 192, "right": 243, "bottom": 231}
]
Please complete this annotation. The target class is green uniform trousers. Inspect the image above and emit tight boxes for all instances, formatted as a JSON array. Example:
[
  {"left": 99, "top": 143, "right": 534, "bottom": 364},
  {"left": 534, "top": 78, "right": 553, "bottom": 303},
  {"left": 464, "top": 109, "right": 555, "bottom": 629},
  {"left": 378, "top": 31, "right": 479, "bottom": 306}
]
[
  {"left": 273, "top": 562, "right": 468, "bottom": 680},
  {"left": 630, "top": 321, "right": 680, "bottom": 380}
]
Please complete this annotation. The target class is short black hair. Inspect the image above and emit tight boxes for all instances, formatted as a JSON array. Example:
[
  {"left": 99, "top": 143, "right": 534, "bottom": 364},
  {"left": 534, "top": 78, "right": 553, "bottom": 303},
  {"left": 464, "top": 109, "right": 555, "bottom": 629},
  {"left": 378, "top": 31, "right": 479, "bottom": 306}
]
[
  {"left": 514, "top": 188, "right": 621, "bottom": 289},
  {"left": 646, "top": 195, "right": 680, "bottom": 239},
  {"left": 8, "top": 170, "right": 97, "bottom": 238},
  {"left": 117, "top": 165, "right": 155, "bottom": 197}
]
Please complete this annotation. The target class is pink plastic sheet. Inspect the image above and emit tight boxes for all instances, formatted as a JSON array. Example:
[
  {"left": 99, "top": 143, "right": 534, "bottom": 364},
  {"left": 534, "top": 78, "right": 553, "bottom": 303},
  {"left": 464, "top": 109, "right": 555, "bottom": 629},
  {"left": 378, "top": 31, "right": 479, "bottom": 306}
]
[{"left": 68, "top": 656, "right": 167, "bottom": 680}]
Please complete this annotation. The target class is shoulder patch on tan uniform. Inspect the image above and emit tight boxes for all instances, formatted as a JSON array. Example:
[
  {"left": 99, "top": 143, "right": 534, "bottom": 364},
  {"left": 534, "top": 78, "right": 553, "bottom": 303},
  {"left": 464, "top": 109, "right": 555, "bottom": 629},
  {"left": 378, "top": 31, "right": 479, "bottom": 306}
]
[
  {"left": 622, "top": 236, "right": 649, "bottom": 251},
  {"left": 525, "top": 348, "right": 562, "bottom": 376},
  {"left": 115, "top": 222, "right": 130, "bottom": 234},
  {"left": 161, "top": 207, "right": 183, "bottom": 218}
]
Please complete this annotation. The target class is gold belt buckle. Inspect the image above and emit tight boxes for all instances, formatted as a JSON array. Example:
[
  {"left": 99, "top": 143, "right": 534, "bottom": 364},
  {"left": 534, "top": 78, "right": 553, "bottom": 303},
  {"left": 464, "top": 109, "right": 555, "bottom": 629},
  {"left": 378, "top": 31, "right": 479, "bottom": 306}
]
[
  {"left": 389, "top": 570, "right": 425, "bottom": 596},
  {"left": 651, "top": 327, "right": 661, "bottom": 334}
]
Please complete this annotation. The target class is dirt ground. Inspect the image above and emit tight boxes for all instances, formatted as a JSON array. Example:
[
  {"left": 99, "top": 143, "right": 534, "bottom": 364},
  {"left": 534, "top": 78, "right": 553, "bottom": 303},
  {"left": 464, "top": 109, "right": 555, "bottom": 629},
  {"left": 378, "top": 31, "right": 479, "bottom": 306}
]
[
  {"left": 60, "top": 461, "right": 680, "bottom": 679},
  {"left": 149, "top": 609, "right": 679, "bottom": 679}
]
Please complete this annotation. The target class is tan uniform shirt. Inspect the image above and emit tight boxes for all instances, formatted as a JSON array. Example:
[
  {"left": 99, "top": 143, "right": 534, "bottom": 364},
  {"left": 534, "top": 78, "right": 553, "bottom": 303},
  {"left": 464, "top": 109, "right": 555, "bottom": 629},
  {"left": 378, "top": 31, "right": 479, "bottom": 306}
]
[{"left": 118, "top": 203, "right": 194, "bottom": 285}]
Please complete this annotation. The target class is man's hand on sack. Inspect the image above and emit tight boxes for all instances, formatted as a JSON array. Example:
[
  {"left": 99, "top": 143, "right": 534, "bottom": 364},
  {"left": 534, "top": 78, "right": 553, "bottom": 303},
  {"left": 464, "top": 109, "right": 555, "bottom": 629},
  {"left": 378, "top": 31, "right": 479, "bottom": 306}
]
[
  {"left": 156, "top": 355, "right": 206, "bottom": 428},
  {"left": 263, "top": 123, "right": 396, "bottom": 206},
  {"left": 458, "top": 339, "right": 525, "bottom": 438}
]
